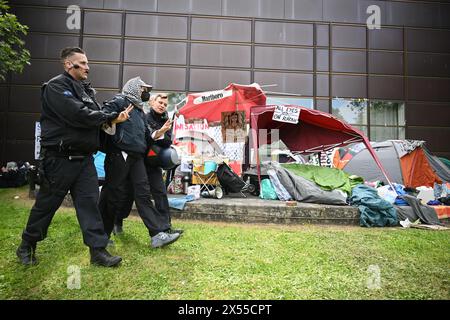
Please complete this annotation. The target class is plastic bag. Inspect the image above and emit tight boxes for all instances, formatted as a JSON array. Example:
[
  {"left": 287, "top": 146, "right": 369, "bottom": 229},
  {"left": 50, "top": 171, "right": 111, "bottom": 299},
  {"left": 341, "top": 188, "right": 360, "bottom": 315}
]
[{"left": 259, "top": 178, "right": 278, "bottom": 200}]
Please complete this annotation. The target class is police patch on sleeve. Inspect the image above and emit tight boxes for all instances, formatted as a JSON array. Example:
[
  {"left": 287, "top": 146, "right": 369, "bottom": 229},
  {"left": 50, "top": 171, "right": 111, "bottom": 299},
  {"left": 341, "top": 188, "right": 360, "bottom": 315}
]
[{"left": 63, "top": 90, "right": 73, "bottom": 97}]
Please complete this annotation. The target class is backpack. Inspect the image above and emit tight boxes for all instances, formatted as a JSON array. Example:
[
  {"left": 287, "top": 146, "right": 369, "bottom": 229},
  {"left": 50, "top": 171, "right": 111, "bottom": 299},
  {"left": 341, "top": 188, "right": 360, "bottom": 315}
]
[{"left": 216, "top": 163, "right": 246, "bottom": 193}]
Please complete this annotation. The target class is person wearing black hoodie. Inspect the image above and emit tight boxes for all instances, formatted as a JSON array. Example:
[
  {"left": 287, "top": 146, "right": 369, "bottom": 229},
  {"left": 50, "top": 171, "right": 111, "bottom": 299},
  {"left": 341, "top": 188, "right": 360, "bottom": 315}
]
[{"left": 99, "top": 77, "right": 180, "bottom": 248}]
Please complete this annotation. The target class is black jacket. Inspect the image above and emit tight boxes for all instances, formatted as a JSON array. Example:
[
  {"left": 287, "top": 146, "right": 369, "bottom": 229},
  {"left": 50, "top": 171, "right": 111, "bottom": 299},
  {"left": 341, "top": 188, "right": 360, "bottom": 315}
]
[
  {"left": 102, "top": 94, "right": 151, "bottom": 155},
  {"left": 146, "top": 109, "right": 173, "bottom": 149},
  {"left": 39, "top": 72, "right": 117, "bottom": 154}
]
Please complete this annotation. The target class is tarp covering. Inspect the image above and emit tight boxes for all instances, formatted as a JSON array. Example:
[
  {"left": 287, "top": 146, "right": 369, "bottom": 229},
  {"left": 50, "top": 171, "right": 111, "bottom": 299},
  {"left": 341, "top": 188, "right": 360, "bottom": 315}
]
[
  {"left": 179, "top": 83, "right": 266, "bottom": 123},
  {"left": 394, "top": 195, "right": 442, "bottom": 226},
  {"left": 350, "top": 184, "right": 398, "bottom": 227},
  {"left": 250, "top": 105, "right": 393, "bottom": 187},
  {"left": 280, "top": 163, "right": 363, "bottom": 194},
  {"left": 270, "top": 163, "right": 347, "bottom": 205}
]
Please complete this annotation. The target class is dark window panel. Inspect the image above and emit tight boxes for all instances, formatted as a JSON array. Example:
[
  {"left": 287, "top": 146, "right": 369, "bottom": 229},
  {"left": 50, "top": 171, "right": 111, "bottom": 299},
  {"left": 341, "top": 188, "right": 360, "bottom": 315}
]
[
  {"left": 254, "top": 72, "right": 313, "bottom": 96},
  {"left": 124, "top": 40, "right": 187, "bottom": 65},
  {"left": 25, "top": 34, "right": 79, "bottom": 60},
  {"left": 332, "top": 50, "right": 366, "bottom": 73},
  {"left": 407, "top": 53, "right": 450, "bottom": 78},
  {"left": 84, "top": 11, "right": 122, "bottom": 36},
  {"left": 0, "top": 87, "right": 8, "bottom": 112},
  {"left": 332, "top": 75, "right": 367, "bottom": 98},
  {"left": 104, "top": 0, "right": 157, "bottom": 11},
  {"left": 126, "top": 14, "right": 188, "bottom": 39},
  {"left": 316, "top": 75, "right": 329, "bottom": 97},
  {"left": 406, "top": 127, "right": 450, "bottom": 153},
  {"left": 12, "top": 7, "right": 79, "bottom": 34},
  {"left": 332, "top": 25, "right": 366, "bottom": 49},
  {"left": 369, "top": 52, "right": 403, "bottom": 75},
  {"left": 255, "top": 47, "right": 313, "bottom": 71},
  {"left": 191, "top": 18, "right": 251, "bottom": 42},
  {"left": 189, "top": 69, "right": 250, "bottom": 92},
  {"left": 88, "top": 64, "right": 120, "bottom": 89},
  {"left": 316, "top": 24, "right": 329, "bottom": 47},
  {"left": 407, "top": 29, "right": 450, "bottom": 53},
  {"left": 406, "top": 103, "right": 450, "bottom": 127},
  {"left": 11, "top": 60, "right": 61, "bottom": 85},
  {"left": 255, "top": 21, "right": 313, "bottom": 46},
  {"left": 7, "top": 113, "right": 40, "bottom": 140},
  {"left": 285, "top": 0, "right": 322, "bottom": 21},
  {"left": 386, "top": 2, "right": 442, "bottom": 28},
  {"left": 368, "top": 28, "right": 403, "bottom": 51},
  {"left": 316, "top": 49, "right": 329, "bottom": 72},
  {"left": 10, "top": 87, "right": 41, "bottom": 113},
  {"left": 223, "top": 0, "right": 284, "bottom": 19},
  {"left": 158, "top": 0, "right": 221, "bottom": 15},
  {"left": 315, "top": 99, "right": 330, "bottom": 113},
  {"left": 83, "top": 38, "right": 121, "bottom": 62},
  {"left": 368, "top": 76, "right": 404, "bottom": 100},
  {"left": 123, "top": 66, "right": 186, "bottom": 91},
  {"left": 191, "top": 44, "right": 251, "bottom": 68},
  {"left": 408, "top": 78, "right": 450, "bottom": 102},
  {"left": 5, "top": 140, "right": 35, "bottom": 164}
]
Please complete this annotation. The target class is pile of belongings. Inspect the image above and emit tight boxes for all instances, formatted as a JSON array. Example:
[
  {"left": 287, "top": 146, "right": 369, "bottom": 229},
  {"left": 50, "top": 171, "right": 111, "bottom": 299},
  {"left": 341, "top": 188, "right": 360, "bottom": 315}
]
[{"left": 0, "top": 161, "right": 31, "bottom": 188}]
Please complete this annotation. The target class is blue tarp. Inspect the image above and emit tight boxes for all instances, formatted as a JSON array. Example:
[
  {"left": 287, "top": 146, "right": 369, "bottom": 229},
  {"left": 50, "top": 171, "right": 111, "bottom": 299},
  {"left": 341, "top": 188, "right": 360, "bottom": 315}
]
[{"left": 350, "top": 184, "right": 398, "bottom": 227}]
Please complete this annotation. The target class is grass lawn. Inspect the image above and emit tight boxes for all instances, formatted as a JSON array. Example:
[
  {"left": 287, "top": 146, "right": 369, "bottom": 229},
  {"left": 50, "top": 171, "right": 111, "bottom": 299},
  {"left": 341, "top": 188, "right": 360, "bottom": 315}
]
[{"left": 0, "top": 187, "right": 449, "bottom": 300}]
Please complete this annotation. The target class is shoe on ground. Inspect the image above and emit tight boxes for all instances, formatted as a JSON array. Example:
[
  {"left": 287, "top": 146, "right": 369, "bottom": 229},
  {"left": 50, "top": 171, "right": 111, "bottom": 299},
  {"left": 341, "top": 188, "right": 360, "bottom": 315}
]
[
  {"left": 151, "top": 232, "right": 180, "bottom": 248},
  {"left": 167, "top": 228, "right": 184, "bottom": 235},
  {"left": 113, "top": 224, "right": 123, "bottom": 235},
  {"left": 16, "top": 240, "right": 38, "bottom": 266},
  {"left": 90, "top": 248, "right": 122, "bottom": 267}
]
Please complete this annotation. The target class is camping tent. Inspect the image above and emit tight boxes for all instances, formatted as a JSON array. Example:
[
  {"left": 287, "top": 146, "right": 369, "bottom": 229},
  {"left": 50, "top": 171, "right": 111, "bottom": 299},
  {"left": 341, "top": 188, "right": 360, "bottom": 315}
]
[
  {"left": 249, "top": 105, "right": 393, "bottom": 186},
  {"left": 179, "top": 83, "right": 266, "bottom": 123},
  {"left": 336, "top": 140, "right": 450, "bottom": 187}
]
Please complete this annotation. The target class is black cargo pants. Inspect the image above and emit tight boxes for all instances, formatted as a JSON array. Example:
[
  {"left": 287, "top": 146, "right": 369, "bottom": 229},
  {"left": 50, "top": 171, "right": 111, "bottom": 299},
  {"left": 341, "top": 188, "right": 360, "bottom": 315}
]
[{"left": 22, "top": 153, "right": 109, "bottom": 249}]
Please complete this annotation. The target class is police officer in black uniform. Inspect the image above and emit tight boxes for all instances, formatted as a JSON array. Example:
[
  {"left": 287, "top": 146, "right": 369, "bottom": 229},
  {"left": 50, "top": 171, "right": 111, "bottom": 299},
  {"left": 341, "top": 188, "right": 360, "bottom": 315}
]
[{"left": 16, "top": 47, "right": 131, "bottom": 267}]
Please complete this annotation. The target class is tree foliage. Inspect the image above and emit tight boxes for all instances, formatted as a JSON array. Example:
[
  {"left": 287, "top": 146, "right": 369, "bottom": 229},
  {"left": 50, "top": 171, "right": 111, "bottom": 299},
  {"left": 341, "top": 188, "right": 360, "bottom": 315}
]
[{"left": 0, "top": 0, "right": 30, "bottom": 81}]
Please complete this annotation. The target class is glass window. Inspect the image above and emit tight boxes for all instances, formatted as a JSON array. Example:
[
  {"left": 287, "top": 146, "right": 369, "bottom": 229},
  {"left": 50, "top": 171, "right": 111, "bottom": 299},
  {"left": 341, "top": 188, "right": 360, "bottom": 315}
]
[
  {"left": 266, "top": 97, "right": 313, "bottom": 109},
  {"left": 332, "top": 99, "right": 405, "bottom": 141},
  {"left": 332, "top": 98, "right": 368, "bottom": 125}
]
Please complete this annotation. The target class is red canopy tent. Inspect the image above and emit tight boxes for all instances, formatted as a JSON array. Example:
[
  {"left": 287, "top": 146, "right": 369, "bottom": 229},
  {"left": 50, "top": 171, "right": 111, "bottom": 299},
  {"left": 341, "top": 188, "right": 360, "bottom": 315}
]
[
  {"left": 179, "top": 83, "right": 266, "bottom": 123},
  {"left": 250, "top": 105, "right": 394, "bottom": 187}
]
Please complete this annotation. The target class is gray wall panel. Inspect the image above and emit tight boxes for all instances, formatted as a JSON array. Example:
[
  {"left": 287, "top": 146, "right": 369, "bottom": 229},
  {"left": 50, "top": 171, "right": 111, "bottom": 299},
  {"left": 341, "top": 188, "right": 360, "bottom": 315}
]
[
  {"left": 408, "top": 53, "right": 450, "bottom": 78},
  {"left": 88, "top": 64, "right": 120, "bottom": 89},
  {"left": 255, "top": 21, "right": 313, "bottom": 46},
  {"left": 369, "top": 76, "right": 404, "bottom": 100},
  {"left": 123, "top": 66, "right": 186, "bottom": 91},
  {"left": 192, "top": 18, "right": 251, "bottom": 42},
  {"left": 83, "top": 38, "right": 121, "bottom": 62},
  {"left": 191, "top": 44, "right": 251, "bottom": 68},
  {"left": 158, "top": 0, "right": 221, "bottom": 15},
  {"left": 408, "top": 78, "right": 450, "bottom": 102},
  {"left": 223, "top": 0, "right": 284, "bottom": 19},
  {"left": 332, "top": 75, "right": 367, "bottom": 98},
  {"left": 369, "top": 52, "right": 403, "bottom": 75},
  {"left": 105, "top": 0, "right": 157, "bottom": 11},
  {"left": 285, "top": 0, "right": 322, "bottom": 21},
  {"left": 84, "top": 11, "right": 123, "bottom": 36},
  {"left": 255, "top": 47, "right": 313, "bottom": 71},
  {"left": 406, "top": 103, "right": 450, "bottom": 127},
  {"left": 368, "top": 28, "right": 403, "bottom": 51},
  {"left": 190, "top": 69, "right": 250, "bottom": 92},
  {"left": 9, "top": 87, "right": 41, "bottom": 113},
  {"left": 332, "top": 25, "right": 366, "bottom": 48},
  {"left": 25, "top": 34, "right": 79, "bottom": 59},
  {"left": 254, "top": 72, "right": 313, "bottom": 96},
  {"left": 332, "top": 50, "right": 366, "bottom": 73},
  {"left": 126, "top": 14, "right": 188, "bottom": 39},
  {"left": 124, "top": 40, "right": 187, "bottom": 65}
]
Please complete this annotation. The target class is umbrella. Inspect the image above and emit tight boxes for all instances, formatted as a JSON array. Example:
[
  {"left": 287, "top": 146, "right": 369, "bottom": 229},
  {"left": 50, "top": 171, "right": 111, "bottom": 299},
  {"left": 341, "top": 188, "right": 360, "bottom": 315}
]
[{"left": 178, "top": 83, "right": 266, "bottom": 123}]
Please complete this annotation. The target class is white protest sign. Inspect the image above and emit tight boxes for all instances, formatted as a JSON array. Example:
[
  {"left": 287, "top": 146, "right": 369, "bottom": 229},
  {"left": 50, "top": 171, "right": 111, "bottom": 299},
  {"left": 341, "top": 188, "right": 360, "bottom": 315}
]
[
  {"left": 272, "top": 105, "right": 300, "bottom": 124},
  {"left": 35, "top": 122, "right": 41, "bottom": 160}
]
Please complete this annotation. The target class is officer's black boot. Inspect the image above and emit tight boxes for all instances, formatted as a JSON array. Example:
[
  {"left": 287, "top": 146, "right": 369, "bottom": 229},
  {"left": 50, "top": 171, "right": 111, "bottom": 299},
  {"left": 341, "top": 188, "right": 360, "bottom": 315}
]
[
  {"left": 16, "top": 240, "right": 38, "bottom": 266},
  {"left": 89, "top": 247, "right": 122, "bottom": 267}
]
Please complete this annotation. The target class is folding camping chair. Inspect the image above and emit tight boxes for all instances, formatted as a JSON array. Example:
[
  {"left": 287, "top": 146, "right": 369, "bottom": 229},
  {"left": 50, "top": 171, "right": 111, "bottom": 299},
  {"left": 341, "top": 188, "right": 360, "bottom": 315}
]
[{"left": 191, "top": 160, "right": 224, "bottom": 199}]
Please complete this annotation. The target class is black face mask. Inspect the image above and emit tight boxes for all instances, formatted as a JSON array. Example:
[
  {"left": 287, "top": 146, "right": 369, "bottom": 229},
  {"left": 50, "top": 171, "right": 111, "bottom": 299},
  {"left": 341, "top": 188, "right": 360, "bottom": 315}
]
[{"left": 141, "top": 91, "right": 150, "bottom": 102}]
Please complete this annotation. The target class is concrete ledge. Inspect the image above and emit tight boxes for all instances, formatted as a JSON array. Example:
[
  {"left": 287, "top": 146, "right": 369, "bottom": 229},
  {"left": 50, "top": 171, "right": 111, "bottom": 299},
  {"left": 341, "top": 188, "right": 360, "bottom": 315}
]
[{"left": 139, "top": 197, "right": 360, "bottom": 225}]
